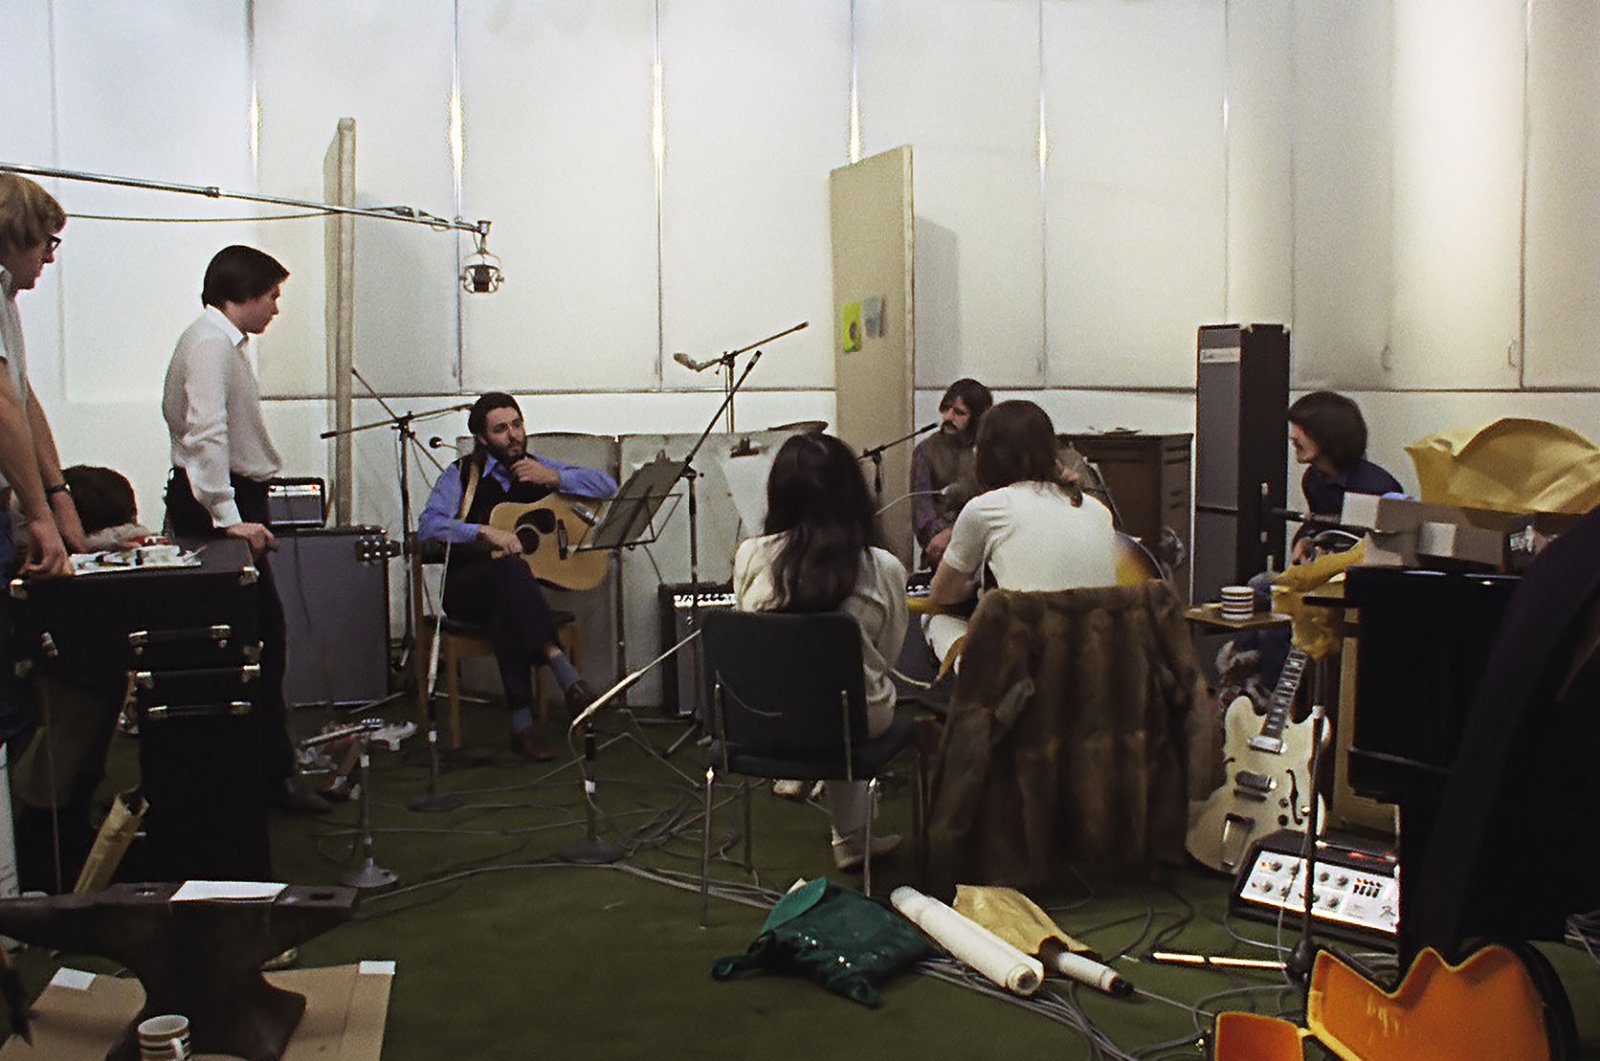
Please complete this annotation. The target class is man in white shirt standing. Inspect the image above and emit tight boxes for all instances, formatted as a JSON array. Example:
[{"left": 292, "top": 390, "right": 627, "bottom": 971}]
[
  {"left": 163, "top": 244, "right": 327, "bottom": 814},
  {"left": 0, "top": 173, "right": 87, "bottom": 745}
]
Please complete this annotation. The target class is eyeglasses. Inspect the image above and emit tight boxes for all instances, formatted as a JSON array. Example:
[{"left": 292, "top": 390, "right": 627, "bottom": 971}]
[{"left": 44, "top": 234, "right": 61, "bottom": 253}]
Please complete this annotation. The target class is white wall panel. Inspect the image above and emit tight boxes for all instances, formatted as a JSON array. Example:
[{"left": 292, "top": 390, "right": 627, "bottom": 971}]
[
  {"left": 1224, "top": 0, "right": 1294, "bottom": 329},
  {"left": 1, "top": 0, "right": 65, "bottom": 403},
  {"left": 0, "top": 1, "right": 57, "bottom": 166},
  {"left": 1387, "top": 0, "right": 1523, "bottom": 389},
  {"left": 458, "top": 0, "right": 659, "bottom": 394},
  {"left": 658, "top": 0, "right": 851, "bottom": 391},
  {"left": 50, "top": 0, "right": 254, "bottom": 407},
  {"left": 1290, "top": 0, "right": 1392, "bottom": 388},
  {"left": 912, "top": 151, "right": 1044, "bottom": 388},
  {"left": 857, "top": 0, "right": 1043, "bottom": 387},
  {"left": 1043, "top": 0, "right": 1227, "bottom": 389},
  {"left": 1524, "top": 0, "right": 1600, "bottom": 388},
  {"left": 252, "top": 0, "right": 459, "bottom": 397}
]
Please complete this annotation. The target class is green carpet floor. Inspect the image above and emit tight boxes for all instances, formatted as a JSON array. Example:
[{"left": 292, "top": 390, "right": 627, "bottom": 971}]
[{"left": 8, "top": 695, "right": 1600, "bottom": 1059}]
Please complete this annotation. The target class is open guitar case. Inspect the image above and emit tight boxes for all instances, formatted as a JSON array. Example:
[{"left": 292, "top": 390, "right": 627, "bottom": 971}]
[{"left": 1210, "top": 940, "right": 1577, "bottom": 1061}]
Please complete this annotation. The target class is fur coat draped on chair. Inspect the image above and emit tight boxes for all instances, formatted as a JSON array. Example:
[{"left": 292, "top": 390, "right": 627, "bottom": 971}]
[{"left": 926, "top": 582, "right": 1221, "bottom": 892}]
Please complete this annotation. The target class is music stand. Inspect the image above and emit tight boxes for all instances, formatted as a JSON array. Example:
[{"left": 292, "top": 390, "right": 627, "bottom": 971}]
[{"left": 578, "top": 457, "right": 684, "bottom": 554}]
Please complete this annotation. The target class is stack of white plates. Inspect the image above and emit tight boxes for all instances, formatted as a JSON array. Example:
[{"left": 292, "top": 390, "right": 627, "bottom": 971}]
[{"left": 1218, "top": 584, "right": 1256, "bottom": 621}]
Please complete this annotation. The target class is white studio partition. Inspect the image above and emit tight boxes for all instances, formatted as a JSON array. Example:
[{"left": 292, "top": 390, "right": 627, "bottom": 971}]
[
  {"left": 858, "top": 0, "right": 1045, "bottom": 389},
  {"left": 1386, "top": 0, "right": 1523, "bottom": 390},
  {"left": 1043, "top": 0, "right": 1227, "bottom": 389},
  {"left": 50, "top": 0, "right": 257, "bottom": 407},
  {"left": 457, "top": 0, "right": 661, "bottom": 394},
  {"left": 1288, "top": 0, "right": 1394, "bottom": 388},
  {"left": 1523, "top": 0, "right": 1600, "bottom": 389},
  {"left": 658, "top": 0, "right": 851, "bottom": 393},
  {"left": 1222, "top": 0, "right": 1295, "bottom": 334},
  {"left": 252, "top": 0, "right": 461, "bottom": 398}
]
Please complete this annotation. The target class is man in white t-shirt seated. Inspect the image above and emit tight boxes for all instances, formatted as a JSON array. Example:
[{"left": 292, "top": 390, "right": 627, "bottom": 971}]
[{"left": 925, "top": 400, "right": 1118, "bottom": 667}]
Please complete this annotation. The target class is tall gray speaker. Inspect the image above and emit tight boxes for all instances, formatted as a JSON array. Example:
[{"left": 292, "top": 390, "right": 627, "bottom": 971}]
[
  {"left": 1193, "top": 324, "right": 1289, "bottom": 606},
  {"left": 274, "top": 526, "right": 394, "bottom": 708}
]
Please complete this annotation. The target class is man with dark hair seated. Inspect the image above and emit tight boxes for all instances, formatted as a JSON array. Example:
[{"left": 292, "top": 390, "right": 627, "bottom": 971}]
[
  {"left": 417, "top": 392, "right": 616, "bottom": 762},
  {"left": 1287, "top": 390, "right": 1403, "bottom": 563},
  {"left": 910, "top": 378, "right": 993, "bottom": 569}
]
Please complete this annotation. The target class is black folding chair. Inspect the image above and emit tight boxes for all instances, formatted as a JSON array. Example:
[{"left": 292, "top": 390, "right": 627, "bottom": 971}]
[{"left": 698, "top": 609, "right": 922, "bottom": 924}]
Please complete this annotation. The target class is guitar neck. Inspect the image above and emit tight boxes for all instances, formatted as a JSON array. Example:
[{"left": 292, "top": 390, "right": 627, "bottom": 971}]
[{"left": 1250, "top": 648, "right": 1309, "bottom": 752}]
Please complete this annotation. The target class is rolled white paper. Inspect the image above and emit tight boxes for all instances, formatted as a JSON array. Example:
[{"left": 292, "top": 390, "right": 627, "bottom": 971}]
[
  {"left": 1051, "top": 949, "right": 1133, "bottom": 997},
  {"left": 891, "top": 886, "right": 1043, "bottom": 996}
]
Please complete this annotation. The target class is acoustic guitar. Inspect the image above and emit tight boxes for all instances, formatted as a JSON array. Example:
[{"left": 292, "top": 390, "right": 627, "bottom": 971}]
[
  {"left": 487, "top": 495, "right": 611, "bottom": 592},
  {"left": 1187, "top": 648, "right": 1323, "bottom": 873},
  {"left": 1113, "top": 531, "right": 1163, "bottom": 586}
]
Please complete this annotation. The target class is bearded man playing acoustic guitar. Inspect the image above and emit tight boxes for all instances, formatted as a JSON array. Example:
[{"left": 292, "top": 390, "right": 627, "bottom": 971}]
[{"left": 418, "top": 392, "right": 616, "bottom": 761}]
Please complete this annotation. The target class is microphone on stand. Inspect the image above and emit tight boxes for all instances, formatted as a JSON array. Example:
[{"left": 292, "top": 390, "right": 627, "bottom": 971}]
[
  {"left": 859, "top": 422, "right": 938, "bottom": 462},
  {"left": 876, "top": 483, "right": 956, "bottom": 516},
  {"left": 673, "top": 351, "right": 718, "bottom": 372},
  {"left": 427, "top": 436, "right": 449, "bottom": 449}
]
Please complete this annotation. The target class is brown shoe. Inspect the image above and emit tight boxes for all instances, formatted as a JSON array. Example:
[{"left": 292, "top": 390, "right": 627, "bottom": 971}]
[
  {"left": 510, "top": 726, "right": 557, "bottom": 762},
  {"left": 564, "top": 679, "right": 597, "bottom": 720}
]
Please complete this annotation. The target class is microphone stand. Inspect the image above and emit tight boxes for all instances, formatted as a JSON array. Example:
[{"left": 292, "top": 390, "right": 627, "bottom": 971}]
[
  {"left": 662, "top": 324, "right": 805, "bottom": 758},
  {"left": 319, "top": 392, "right": 469, "bottom": 811},
  {"left": 688, "top": 322, "right": 808, "bottom": 433},
  {"left": 858, "top": 422, "right": 937, "bottom": 500},
  {"left": 560, "top": 631, "right": 702, "bottom": 864},
  {"left": 1288, "top": 703, "right": 1330, "bottom": 988}
]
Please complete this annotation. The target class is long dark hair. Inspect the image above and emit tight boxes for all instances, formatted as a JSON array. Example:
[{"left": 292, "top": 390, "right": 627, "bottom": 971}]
[
  {"left": 761, "top": 433, "right": 878, "bottom": 612},
  {"left": 975, "top": 400, "right": 1082, "bottom": 505}
]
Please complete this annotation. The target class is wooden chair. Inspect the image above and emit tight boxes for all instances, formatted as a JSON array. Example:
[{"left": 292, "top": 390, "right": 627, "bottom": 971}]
[{"left": 408, "top": 534, "right": 580, "bottom": 749}]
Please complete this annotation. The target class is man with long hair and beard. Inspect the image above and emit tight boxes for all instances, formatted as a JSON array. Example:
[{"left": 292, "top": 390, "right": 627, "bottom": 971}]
[
  {"left": 910, "top": 378, "right": 992, "bottom": 568},
  {"left": 733, "top": 432, "right": 910, "bottom": 871},
  {"left": 418, "top": 392, "right": 616, "bottom": 761}
]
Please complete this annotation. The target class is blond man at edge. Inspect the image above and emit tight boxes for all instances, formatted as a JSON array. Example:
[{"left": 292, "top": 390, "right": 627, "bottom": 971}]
[{"left": 0, "top": 174, "right": 86, "bottom": 581}]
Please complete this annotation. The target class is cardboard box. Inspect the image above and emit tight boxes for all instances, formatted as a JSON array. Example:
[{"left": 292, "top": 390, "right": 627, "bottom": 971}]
[
  {"left": 0, "top": 962, "right": 392, "bottom": 1060},
  {"left": 1339, "top": 494, "right": 1579, "bottom": 569}
]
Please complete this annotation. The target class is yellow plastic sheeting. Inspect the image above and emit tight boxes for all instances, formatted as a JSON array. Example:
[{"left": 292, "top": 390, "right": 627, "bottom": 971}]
[
  {"left": 1406, "top": 418, "right": 1600, "bottom": 515},
  {"left": 1270, "top": 544, "right": 1365, "bottom": 661},
  {"left": 951, "top": 884, "right": 1098, "bottom": 960}
]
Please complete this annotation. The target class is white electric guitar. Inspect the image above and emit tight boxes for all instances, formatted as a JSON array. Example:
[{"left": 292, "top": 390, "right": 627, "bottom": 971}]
[{"left": 1187, "top": 649, "right": 1324, "bottom": 873}]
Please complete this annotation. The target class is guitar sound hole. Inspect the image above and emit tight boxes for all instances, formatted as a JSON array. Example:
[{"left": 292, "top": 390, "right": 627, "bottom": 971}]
[
  {"left": 523, "top": 510, "right": 558, "bottom": 533},
  {"left": 514, "top": 526, "right": 540, "bottom": 554}
]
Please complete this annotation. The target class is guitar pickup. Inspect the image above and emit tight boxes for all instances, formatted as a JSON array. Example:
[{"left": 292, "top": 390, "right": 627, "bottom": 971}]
[
  {"left": 1248, "top": 735, "right": 1285, "bottom": 754},
  {"left": 1235, "top": 770, "right": 1276, "bottom": 794}
]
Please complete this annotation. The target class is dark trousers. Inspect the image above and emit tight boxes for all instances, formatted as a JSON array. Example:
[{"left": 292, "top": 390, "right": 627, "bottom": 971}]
[
  {"left": 164, "top": 468, "right": 293, "bottom": 785},
  {"left": 442, "top": 555, "right": 558, "bottom": 714}
]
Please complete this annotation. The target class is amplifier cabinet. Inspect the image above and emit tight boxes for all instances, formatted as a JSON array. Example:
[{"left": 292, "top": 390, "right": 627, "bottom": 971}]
[
  {"left": 274, "top": 527, "right": 395, "bottom": 709},
  {"left": 1060, "top": 432, "right": 1192, "bottom": 602},
  {"left": 1193, "top": 323, "right": 1289, "bottom": 604},
  {"left": 657, "top": 581, "right": 735, "bottom": 716}
]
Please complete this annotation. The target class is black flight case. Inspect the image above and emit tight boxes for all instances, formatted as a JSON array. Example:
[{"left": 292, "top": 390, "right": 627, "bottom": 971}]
[{"left": 11, "top": 537, "right": 272, "bottom": 882}]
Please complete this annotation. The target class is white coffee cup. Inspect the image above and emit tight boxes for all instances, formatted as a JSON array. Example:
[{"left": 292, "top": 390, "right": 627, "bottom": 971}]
[{"left": 137, "top": 1013, "right": 191, "bottom": 1060}]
